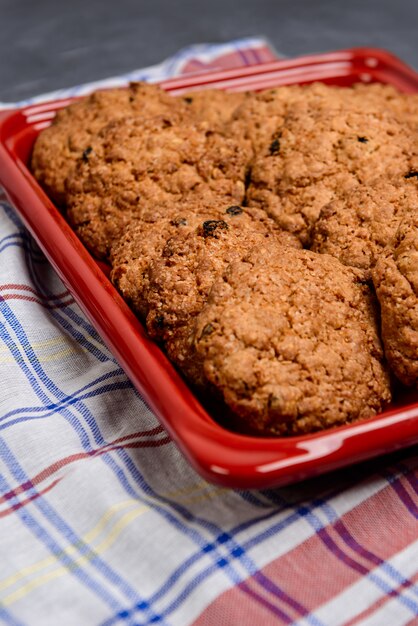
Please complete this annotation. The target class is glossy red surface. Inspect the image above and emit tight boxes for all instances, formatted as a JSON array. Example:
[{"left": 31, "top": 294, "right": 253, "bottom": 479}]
[{"left": 0, "top": 48, "right": 418, "bottom": 489}]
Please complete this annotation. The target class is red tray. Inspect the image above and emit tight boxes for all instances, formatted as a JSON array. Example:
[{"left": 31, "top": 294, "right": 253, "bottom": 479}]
[{"left": 1, "top": 47, "right": 418, "bottom": 489}]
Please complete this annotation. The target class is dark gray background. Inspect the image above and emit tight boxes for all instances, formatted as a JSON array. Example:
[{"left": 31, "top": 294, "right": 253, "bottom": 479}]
[{"left": 1, "top": 0, "right": 418, "bottom": 102}]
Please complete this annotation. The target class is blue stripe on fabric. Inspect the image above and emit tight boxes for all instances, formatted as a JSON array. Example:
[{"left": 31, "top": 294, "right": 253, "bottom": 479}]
[
  {"left": 0, "top": 606, "right": 26, "bottom": 626},
  {"left": 0, "top": 438, "right": 163, "bottom": 623},
  {"left": 384, "top": 467, "right": 418, "bottom": 518},
  {"left": 0, "top": 297, "right": 124, "bottom": 452},
  {"left": 102, "top": 499, "right": 329, "bottom": 626},
  {"left": 21, "top": 247, "right": 112, "bottom": 359},
  {"left": 0, "top": 379, "right": 134, "bottom": 432},
  {"left": 1, "top": 212, "right": 114, "bottom": 361},
  {"left": 3, "top": 201, "right": 324, "bottom": 624},
  {"left": 0, "top": 304, "right": 158, "bottom": 609},
  {"left": 0, "top": 232, "right": 25, "bottom": 246},
  {"left": 0, "top": 368, "right": 126, "bottom": 422},
  {"left": 0, "top": 239, "right": 46, "bottom": 262},
  {"left": 0, "top": 219, "right": 318, "bottom": 626},
  {"left": 103, "top": 449, "right": 326, "bottom": 626},
  {"left": 0, "top": 467, "right": 127, "bottom": 615},
  {"left": 0, "top": 202, "right": 25, "bottom": 229},
  {"left": 0, "top": 212, "right": 309, "bottom": 621},
  {"left": 265, "top": 490, "right": 418, "bottom": 615},
  {"left": 317, "top": 496, "right": 418, "bottom": 599},
  {"left": 0, "top": 241, "right": 29, "bottom": 255}
]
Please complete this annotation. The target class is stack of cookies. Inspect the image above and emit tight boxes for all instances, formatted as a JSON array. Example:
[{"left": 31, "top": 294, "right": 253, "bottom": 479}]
[{"left": 31, "top": 80, "right": 418, "bottom": 436}]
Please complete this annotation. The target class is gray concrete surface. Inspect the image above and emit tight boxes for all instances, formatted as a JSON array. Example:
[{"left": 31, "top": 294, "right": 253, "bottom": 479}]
[{"left": 0, "top": 0, "right": 417, "bottom": 101}]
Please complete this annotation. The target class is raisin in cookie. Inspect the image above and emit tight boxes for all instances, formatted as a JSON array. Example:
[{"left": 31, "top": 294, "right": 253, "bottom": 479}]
[
  {"left": 66, "top": 114, "right": 251, "bottom": 258},
  {"left": 372, "top": 214, "right": 418, "bottom": 386},
  {"left": 195, "top": 243, "right": 391, "bottom": 435},
  {"left": 311, "top": 175, "right": 418, "bottom": 278},
  {"left": 247, "top": 103, "right": 418, "bottom": 245},
  {"left": 110, "top": 202, "right": 228, "bottom": 319},
  {"left": 31, "top": 82, "right": 188, "bottom": 205}
]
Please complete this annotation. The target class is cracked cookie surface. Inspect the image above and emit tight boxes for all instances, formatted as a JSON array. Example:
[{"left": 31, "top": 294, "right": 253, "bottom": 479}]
[
  {"left": 195, "top": 243, "right": 391, "bottom": 435},
  {"left": 229, "top": 82, "right": 417, "bottom": 158},
  {"left": 31, "top": 82, "right": 188, "bottom": 205},
  {"left": 143, "top": 207, "right": 300, "bottom": 386},
  {"left": 311, "top": 176, "right": 418, "bottom": 278},
  {"left": 66, "top": 114, "right": 251, "bottom": 258},
  {"left": 372, "top": 214, "right": 418, "bottom": 386},
  {"left": 246, "top": 103, "right": 418, "bottom": 244},
  {"left": 181, "top": 89, "right": 248, "bottom": 128}
]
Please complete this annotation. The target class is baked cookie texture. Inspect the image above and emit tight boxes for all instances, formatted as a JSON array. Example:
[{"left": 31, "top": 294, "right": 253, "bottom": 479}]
[
  {"left": 246, "top": 103, "right": 418, "bottom": 245},
  {"left": 31, "top": 82, "right": 188, "bottom": 205},
  {"left": 66, "top": 114, "right": 251, "bottom": 258},
  {"left": 311, "top": 176, "right": 418, "bottom": 277},
  {"left": 181, "top": 89, "right": 248, "bottom": 128},
  {"left": 143, "top": 207, "right": 300, "bottom": 387},
  {"left": 110, "top": 204, "right": 228, "bottom": 319},
  {"left": 31, "top": 79, "right": 418, "bottom": 436},
  {"left": 195, "top": 243, "right": 391, "bottom": 435},
  {"left": 229, "top": 82, "right": 418, "bottom": 157},
  {"left": 372, "top": 214, "right": 418, "bottom": 386}
]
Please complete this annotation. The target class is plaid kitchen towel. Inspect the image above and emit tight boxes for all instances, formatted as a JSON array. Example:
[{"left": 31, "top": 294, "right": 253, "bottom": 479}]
[{"left": 0, "top": 37, "right": 417, "bottom": 626}]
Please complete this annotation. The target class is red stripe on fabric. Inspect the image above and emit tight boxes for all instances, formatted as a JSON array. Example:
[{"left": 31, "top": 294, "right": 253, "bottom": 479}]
[
  {"left": 255, "top": 45, "right": 281, "bottom": 63},
  {"left": 112, "top": 425, "right": 165, "bottom": 443},
  {"left": 387, "top": 472, "right": 418, "bottom": 518},
  {"left": 239, "top": 581, "right": 294, "bottom": 624},
  {"left": 344, "top": 571, "right": 418, "bottom": 626},
  {"left": 0, "top": 432, "right": 171, "bottom": 506},
  {"left": 180, "top": 48, "right": 276, "bottom": 76},
  {"left": 192, "top": 479, "right": 418, "bottom": 626},
  {"left": 1, "top": 294, "right": 75, "bottom": 309},
  {"left": 0, "top": 477, "right": 62, "bottom": 519},
  {"left": 0, "top": 283, "right": 70, "bottom": 300}
]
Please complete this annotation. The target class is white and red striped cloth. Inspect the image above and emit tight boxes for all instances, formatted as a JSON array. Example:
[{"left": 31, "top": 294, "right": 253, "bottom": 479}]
[{"left": 0, "top": 38, "right": 417, "bottom": 626}]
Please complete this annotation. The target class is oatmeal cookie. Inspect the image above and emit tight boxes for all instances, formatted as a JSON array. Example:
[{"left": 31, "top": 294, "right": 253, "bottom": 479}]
[
  {"left": 195, "top": 243, "right": 391, "bottom": 435},
  {"left": 247, "top": 103, "right": 417, "bottom": 245},
  {"left": 352, "top": 82, "right": 418, "bottom": 129},
  {"left": 31, "top": 82, "right": 188, "bottom": 205},
  {"left": 143, "top": 207, "right": 299, "bottom": 386},
  {"left": 182, "top": 89, "right": 248, "bottom": 128},
  {"left": 110, "top": 203, "right": 226, "bottom": 319},
  {"left": 372, "top": 214, "right": 418, "bottom": 386},
  {"left": 66, "top": 114, "right": 251, "bottom": 258},
  {"left": 229, "top": 81, "right": 414, "bottom": 157},
  {"left": 311, "top": 176, "right": 418, "bottom": 277}
]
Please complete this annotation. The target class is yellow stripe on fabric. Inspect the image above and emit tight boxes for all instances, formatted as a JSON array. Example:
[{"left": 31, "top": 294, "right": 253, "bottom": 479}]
[
  {"left": 164, "top": 481, "right": 227, "bottom": 501},
  {"left": 0, "top": 334, "right": 108, "bottom": 361},
  {"left": 0, "top": 348, "right": 88, "bottom": 364},
  {"left": 2, "top": 504, "right": 148, "bottom": 607},
  {"left": 1, "top": 484, "right": 227, "bottom": 606},
  {"left": 0, "top": 336, "right": 67, "bottom": 352},
  {"left": 0, "top": 499, "right": 142, "bottom": 593}
]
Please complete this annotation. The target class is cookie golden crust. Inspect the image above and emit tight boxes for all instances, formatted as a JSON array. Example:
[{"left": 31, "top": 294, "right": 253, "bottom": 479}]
[
  {"left": 352, "top": 82, "right": 418, "bottom": 129},
  {"left": 142, "top": 207, "right": 300, "bottom": 387},
  {"left": 110, "top": 205, "right": 227, "bottom": 320},
  {"left": 31, "top": 82, "right": 187, "bottom": 206},
  {"left": 181, "top": 89, "right": 248, "bottom": 128},
  {"left": 246, "top": 103, "right": 418, "bottom": 245},
  {"left": 311, "top": 176, "right": 418, "bottom": 278},
  {"left": 66, "top": 114, "right": 251, "bottom": 259},
  {"left": 195, "top": 244, "right": 392, "bottom": 436},
  {"left": 372, "top": 215, "right": 418, "bottom": 386},
  {"left": 228, "top": 82, "right": 415, "bottom": 158}
]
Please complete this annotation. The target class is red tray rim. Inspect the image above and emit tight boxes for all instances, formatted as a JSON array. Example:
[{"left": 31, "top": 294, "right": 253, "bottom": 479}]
[{"left": 1, "top": 46, "right": 418, "bottom": 489}]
